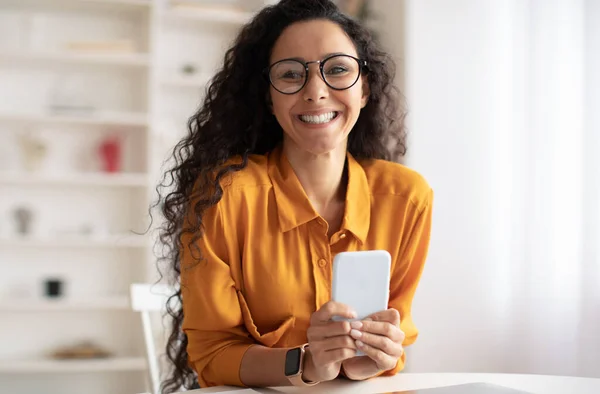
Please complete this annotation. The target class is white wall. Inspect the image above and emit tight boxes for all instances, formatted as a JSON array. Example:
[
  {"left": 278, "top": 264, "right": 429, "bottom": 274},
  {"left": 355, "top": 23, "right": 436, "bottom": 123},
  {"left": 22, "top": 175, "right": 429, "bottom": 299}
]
[
  {"left": 401, "top": 0, "right": 514, "bottom": 373},
  {"left": 580, "top": 0, "right": 600, "bottom": 378},
  {"left": 398, "top": 0, "right": 598, "bottom": 378}
]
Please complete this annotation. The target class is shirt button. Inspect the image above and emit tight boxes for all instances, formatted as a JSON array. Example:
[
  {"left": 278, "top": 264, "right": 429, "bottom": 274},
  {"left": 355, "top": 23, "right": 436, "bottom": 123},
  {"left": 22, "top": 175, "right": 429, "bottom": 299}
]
[
  {"left": 318, "top": 258, "right": 328, "bottom": 267},
  {"left": 339, "top": 233, "right": 346, "bottom": 239}
]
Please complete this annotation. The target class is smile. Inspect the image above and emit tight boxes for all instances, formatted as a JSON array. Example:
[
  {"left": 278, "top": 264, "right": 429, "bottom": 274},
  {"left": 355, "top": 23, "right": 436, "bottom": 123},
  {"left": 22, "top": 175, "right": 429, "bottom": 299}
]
[{"left": 298, "top": 111, "right": 339, "bottom": 125}]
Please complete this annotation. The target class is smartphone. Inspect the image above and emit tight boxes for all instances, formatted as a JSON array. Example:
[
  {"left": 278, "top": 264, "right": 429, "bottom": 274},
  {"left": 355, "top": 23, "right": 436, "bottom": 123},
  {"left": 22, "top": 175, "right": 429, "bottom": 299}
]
[{"left": 331, "top": 250, "right": 391, "bottom": 321}]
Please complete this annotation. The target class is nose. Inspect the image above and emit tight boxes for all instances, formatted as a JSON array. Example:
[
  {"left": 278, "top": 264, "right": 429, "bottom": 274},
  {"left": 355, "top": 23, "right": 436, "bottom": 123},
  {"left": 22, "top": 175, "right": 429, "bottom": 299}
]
[{"left": 302, "top": 63, "right": 328, "bottom": 102}]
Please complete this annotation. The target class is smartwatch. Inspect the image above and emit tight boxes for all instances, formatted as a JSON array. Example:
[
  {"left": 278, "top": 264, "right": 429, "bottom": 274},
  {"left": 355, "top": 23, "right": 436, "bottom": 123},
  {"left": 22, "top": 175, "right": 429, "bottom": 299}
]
[{"left": 284, "top": 343, "right": 319, "bottom": 386}]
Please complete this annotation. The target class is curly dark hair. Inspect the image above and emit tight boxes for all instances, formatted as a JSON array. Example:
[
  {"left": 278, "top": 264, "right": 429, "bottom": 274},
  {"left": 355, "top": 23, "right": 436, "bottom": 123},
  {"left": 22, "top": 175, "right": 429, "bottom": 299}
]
[{"left": 153, "top": 0, "right": 407, "bottom": 392}]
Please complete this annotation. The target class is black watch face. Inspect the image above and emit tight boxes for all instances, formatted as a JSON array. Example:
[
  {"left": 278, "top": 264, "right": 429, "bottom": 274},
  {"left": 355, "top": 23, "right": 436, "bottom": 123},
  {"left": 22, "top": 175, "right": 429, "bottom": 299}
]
[{"left": 284, "top": 347, "right": 302, "bottom": 376}]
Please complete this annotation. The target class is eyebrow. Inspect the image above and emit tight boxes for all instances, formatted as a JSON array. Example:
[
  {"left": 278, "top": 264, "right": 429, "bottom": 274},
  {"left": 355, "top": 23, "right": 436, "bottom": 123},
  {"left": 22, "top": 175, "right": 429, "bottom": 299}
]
[{"left": 277, "top": 52, "right": 348, "bottom": 63}]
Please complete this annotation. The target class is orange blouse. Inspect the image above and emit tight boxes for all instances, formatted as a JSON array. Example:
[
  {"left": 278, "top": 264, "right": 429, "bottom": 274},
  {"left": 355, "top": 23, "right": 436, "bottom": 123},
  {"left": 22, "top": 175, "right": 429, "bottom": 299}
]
[{"left": 181, "top": 146, "right": 433, "bottom": 387}]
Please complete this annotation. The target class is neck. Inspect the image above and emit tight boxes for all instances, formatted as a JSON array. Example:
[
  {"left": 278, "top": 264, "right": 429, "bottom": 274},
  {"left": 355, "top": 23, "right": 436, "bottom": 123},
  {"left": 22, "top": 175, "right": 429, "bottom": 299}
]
[{"left": 283, "top": 140, "right": 348, "bottom": 211}]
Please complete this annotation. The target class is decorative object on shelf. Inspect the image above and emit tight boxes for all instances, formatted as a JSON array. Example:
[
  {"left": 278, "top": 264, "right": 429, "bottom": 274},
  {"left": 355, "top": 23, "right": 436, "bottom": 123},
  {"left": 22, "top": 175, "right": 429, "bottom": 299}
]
[
  {"left": 52, "top": 220, "right": 110, "bottom": 240},
  {"left": 13, "top": 206, "right": 34, "bottom": 235},
  {"left": 181, "top": 62, "right": 199, "bottom": 76},
  {"left": 44, "top": 278, "right": 64, "bottom": 298},
  {"left": 18, "top": 133, "right": 47, "bottom": 172},
  {"left": 64, "top": 39, "right": 136, "bottom": 53},
  {"left": 48, "top": 74, "right": 95, "bottom": 116},
  {"left": 50, "top": 341, "right": 112, "bottom": 360},
  {"left": 98, "top": 135, "right": 122, "bottom": 173}
]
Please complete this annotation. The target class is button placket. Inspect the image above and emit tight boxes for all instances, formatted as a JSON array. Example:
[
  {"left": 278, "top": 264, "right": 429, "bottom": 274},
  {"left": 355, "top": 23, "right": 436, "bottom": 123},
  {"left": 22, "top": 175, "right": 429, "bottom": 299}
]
[{"left": 308, "top": 220, "right": 333, "bottom": 309}]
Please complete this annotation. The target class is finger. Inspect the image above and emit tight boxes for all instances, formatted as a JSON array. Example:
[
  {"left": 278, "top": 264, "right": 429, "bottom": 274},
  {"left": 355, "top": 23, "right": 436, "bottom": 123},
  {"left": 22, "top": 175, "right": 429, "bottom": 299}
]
[
  {"left": 307, "top": 321, "right": 351, "bottom": 341},
  {"left": 318, "top": 348, "right": 358, "bottom": 365},
  {"left": 367, "top": 308, "right": 401, "bottom": 326},
  {"left": 311, "top": 301, "right": 357, "bottom": 324},
  {"left": 350, "top": 330, "right": 403, "bottom": 358},
  {"left": 311, "top": 335, "right": 357, "bottom": 352},
  {"left": 351, "top": 320, "right": 405, "bottom": 343},
  {"left": 355, "top": 340, "right": 398, "bottom": 371}
]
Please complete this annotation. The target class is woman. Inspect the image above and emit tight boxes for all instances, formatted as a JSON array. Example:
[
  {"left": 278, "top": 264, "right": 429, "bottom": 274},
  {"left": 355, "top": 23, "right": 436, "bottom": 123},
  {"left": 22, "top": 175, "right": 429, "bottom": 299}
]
[{"left": 156, "top": 0, "right": 433, "bottom": 391}]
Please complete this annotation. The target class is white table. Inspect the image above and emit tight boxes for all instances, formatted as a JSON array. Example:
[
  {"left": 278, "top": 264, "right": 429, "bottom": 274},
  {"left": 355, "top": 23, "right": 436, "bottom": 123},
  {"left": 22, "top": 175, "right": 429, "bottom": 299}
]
[{"left": 178, "top": 373, "right": 600, "bottom": 394}]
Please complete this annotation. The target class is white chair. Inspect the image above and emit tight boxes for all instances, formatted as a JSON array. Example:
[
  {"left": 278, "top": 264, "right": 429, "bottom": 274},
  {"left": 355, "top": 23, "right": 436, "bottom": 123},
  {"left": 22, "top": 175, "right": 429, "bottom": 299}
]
[{"left": 130, "top": 283, "right": 175, "bottom": 394}]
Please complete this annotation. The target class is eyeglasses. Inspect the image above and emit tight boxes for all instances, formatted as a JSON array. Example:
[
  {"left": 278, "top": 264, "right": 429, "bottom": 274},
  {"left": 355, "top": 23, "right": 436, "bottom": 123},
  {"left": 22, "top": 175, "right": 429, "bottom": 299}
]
[{"left": 265, "top": 54, "right": 368, "bottom": 95}]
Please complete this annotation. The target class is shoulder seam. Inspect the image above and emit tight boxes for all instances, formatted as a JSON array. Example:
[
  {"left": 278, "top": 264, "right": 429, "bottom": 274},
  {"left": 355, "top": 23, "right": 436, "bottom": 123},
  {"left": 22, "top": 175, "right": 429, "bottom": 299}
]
[{"left": 371, "top": 187, "right": 432, "bottom": 214}]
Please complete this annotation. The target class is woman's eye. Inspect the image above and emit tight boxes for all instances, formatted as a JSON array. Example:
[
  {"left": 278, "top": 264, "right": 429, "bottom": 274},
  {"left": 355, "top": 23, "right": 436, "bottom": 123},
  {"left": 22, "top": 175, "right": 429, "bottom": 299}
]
[
  {"left": 281, "top": 71, "right": 303, "bottom": 80},
  {"left": 327, "top": 66, "right": 349, "bottom": 75}
]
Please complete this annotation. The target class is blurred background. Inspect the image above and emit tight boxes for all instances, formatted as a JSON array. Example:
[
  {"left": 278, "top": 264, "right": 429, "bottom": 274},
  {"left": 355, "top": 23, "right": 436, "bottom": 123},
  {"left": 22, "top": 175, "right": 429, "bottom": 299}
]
[{"left": 0, "top": 0, "right": 598, "bottom": 393}]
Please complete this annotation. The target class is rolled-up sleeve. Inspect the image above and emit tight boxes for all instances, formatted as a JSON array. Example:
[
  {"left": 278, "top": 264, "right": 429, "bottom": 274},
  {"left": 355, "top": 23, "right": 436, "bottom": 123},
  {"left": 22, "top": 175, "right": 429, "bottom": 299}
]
[
  {"left": 384, "top": 188, "right": 433, "bottom": 375},
  {"left": 180, "top": 199, "right": 254, "bottom": 387}
]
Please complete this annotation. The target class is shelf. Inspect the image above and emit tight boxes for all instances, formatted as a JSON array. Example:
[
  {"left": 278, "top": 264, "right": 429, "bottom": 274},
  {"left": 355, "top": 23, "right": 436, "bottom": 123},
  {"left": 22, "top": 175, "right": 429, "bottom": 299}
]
[
  {"left": 0, "top": 357, "right": 147, "bottom": 373},
  {"left": 0, "top": 172, "right": 149, "bottom": 188},
  {"left": 0, "top": 296, "right": 131, "bottom": 312},
  {"left": 160, "top": 74, "right": 211, "bottom": 88},
  {"left": 2, "top": 0, "right": 152, "bottom": 8},
  {"left": 0, "top": 110, "right": 149, "bottom": 128},
  {"left": 77, "top": 0, "right": 152, "bottom": 6},
  {"left": 0, "top": 50, "right": 150, "bottom": 67},
  {"left": 0, "top": 234, "right": 150, "bottom": 249},
  {"left": 165, "top": 5, "right": 254, "bottom": 25}
]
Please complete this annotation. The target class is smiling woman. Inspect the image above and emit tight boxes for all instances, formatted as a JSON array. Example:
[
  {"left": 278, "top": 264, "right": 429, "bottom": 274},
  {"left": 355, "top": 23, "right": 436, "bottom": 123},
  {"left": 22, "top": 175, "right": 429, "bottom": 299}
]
[{"left": 154, "top": 0, "right": 433, "bottom": 392}]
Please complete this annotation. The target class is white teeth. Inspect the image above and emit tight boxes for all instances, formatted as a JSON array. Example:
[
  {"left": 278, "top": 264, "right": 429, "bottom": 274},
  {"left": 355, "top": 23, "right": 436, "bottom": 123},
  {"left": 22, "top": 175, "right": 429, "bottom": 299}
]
[{"left": 299, "top": 111, "right": 337, "bottom": 124}]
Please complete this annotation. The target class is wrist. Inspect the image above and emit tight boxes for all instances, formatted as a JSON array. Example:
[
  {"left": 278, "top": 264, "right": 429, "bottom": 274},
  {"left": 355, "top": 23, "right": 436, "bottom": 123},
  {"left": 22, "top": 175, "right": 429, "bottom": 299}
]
[{"left": 301, "top": 347, "right": 319, "bottom": 383}]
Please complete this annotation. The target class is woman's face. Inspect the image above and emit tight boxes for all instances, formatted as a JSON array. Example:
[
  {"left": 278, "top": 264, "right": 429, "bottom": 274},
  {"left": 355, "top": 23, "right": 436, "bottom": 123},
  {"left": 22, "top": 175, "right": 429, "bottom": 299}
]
[{"left": 268, "top": 19, "right": 369, "bottom": 156}]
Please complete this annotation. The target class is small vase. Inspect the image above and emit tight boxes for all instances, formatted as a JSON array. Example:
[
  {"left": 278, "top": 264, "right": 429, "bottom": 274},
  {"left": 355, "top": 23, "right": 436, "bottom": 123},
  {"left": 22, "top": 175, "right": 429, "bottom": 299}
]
[{"left": 98, "top": 136, "right": 122, "bottom": 173}]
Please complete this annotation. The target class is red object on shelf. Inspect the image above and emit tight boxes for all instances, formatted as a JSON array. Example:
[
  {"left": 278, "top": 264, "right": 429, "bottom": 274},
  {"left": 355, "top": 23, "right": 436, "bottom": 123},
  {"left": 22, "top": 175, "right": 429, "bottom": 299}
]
[{"left": 99, "top": 136, "right": 122, "bottom": 173}]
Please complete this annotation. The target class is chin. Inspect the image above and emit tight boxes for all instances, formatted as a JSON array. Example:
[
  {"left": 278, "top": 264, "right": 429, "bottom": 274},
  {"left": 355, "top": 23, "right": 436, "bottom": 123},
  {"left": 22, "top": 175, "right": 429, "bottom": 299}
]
[{"left": 299, "top": 141, "right": 343, "bottom": 156}]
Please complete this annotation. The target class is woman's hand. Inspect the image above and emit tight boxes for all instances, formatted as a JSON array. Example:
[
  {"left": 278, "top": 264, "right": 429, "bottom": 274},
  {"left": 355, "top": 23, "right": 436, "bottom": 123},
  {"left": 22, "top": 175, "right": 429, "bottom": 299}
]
[
  {"left": 302, "top": 301, "right": 358, "bottom": 382},
  {"left": 341, "top": 308, "right": 405, "bottom": 380}
]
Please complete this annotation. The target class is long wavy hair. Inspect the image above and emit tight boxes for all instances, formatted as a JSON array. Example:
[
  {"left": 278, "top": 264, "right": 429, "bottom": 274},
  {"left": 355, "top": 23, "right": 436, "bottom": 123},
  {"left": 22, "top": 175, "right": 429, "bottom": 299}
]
[{"left": 154, "top": 0, "right": 406, "bottom": 392}]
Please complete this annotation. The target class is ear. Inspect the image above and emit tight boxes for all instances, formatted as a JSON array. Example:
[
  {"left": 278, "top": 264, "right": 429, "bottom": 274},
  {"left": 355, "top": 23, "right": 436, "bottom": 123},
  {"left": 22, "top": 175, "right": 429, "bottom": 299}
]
[{"left": 360, "top": 77, "right": 370, "bottom": 108}]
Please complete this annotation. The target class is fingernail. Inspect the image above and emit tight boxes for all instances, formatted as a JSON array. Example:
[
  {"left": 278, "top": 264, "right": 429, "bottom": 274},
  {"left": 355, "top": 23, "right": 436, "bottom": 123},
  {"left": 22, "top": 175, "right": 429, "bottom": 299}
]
[
  {"left": 350, "top": 329, "right": 362, "bottom": 338},
  {"left": 350, "top": 321, "right": 363, "bottom": 329},
  {"left": 356, "top": 340, "right": 364, "bottom": 348},
  {"left": 349, "top": 310, "right": 357, "bottom": 318}
]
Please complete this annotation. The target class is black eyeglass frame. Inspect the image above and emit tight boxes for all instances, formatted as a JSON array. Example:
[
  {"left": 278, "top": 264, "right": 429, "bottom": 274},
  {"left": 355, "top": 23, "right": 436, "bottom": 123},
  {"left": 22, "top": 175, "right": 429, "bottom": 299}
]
[{"left": 264, "top": 54, "right": 369, "bottom": 95}]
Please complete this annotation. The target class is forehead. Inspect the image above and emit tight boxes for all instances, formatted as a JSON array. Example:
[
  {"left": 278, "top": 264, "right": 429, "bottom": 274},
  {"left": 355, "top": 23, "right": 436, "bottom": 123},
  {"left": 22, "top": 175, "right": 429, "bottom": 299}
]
[{"left": 270, "top": 19, "right": 358, "bottom": 62}]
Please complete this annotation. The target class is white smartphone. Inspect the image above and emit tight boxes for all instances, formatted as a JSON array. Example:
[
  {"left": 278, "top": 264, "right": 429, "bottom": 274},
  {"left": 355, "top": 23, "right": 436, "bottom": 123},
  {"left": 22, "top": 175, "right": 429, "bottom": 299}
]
[
  {"left": 331, "top": 250, "right": 391, "bottom": 321},
  {"left": 331, "top": 250, "right": 392, "bottom": 356}
]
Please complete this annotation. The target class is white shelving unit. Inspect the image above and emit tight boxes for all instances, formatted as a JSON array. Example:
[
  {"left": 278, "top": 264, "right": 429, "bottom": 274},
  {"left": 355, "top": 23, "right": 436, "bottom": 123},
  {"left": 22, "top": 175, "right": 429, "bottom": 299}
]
[
  {"left": 0, "top": 357, "right": 147, "bottom": 374},
  {"left": 0, "top": 172, "right": 149, "bottom": 187},
  {"left": 0, "top": 0, "right": 266, "bottom": 393},
  {"left": 0, "top": 111, "right": 149, "bottom": 127},
  {"left": 0, "top": 296, "right": 131, "bottom": 312},
  {"left": 0, "top": 236, "right": 149, "bottom": 248},
  {"left": 160, "top": 73, "right": 212, "bottom": 88},
  {"left": 164, "top": 6, "right": 254, "bottom": 24},
  {"left": 0, "top": 49, "right": 151, "bottom": 66}
]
